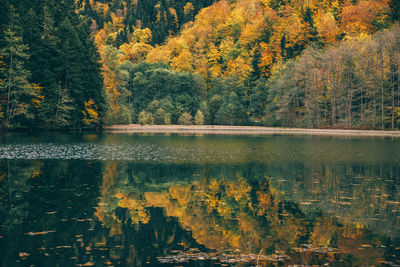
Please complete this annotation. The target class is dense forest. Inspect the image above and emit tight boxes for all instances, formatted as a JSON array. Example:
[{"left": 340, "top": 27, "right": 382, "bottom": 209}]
[
  {"left": 0, "top": 0, "right": 399, "bottom": 129},
  {"left": 0, "top": 0, "right": 104, "bottom": 129}
]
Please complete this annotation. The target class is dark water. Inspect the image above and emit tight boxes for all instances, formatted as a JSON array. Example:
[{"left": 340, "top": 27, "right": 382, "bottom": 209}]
[{"left": 0, "top": 132, "right": 399, "bottom": 266}]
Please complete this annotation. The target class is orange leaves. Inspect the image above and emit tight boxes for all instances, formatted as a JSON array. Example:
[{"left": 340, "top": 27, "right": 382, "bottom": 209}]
[
  {"left": 95, "top": 29, "right": 108, "bottom": 48},
  {"left": 341, "top": 0, "right": 390, "bottom": 35},
  {"left": 258, "top": 43, "right": 275, "bottom": 77}
]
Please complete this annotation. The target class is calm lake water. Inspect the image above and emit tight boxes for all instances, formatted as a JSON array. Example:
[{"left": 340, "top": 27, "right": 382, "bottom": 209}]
[{"left": 0, "top": 132, "right": 399, "bottom": 266}]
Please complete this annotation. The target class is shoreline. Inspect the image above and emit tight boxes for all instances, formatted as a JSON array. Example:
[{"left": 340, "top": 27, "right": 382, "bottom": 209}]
[{"left": 103, "top": 124, "right": 400, "bottom": 137}]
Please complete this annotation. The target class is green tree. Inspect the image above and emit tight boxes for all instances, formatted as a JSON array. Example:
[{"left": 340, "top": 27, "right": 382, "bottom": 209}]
[
  {"left": 0, "top": 21, "right": 36, "bottom": 127},
  {"left": 194, "top": 109, "right": 205, "bottom": 125},
  {"left": 154, "top": 108, "right": 171, "bottom": 124},
  {"left": 178, "top": 112, "right": 193, "bottom": 125},
  {"left": 138, "top": 110, "right": 154, "bottom": 125},
  {"left": 215, "top": 91, "right": 245, "bottom": 125},
  {"left": 49, "top": 85, "right": 75, "bottom": 128}
]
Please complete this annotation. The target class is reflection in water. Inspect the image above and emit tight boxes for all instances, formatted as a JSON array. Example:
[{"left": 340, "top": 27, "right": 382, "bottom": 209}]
[
  {"left": 0, "top": 133, "right": 399, "bottom": 266},
  {"left": 96, "top": 162, "right": 400, "bottom": 266}
]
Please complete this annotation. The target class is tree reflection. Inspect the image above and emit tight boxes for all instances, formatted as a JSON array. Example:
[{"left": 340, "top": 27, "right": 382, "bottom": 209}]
[
  {"left": 0, "top": 159, "right": 399, "bottom": 266},
  {"left": 95, "top": 162, "right": 400, "bottom": 266}
]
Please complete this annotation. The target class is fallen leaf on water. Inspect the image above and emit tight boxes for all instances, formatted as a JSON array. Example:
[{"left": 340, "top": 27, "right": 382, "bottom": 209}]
[
  {"left": 360, "top": 244, "right": 373, "bottom": 248},
  {"left": 56, "top": 246, "right": 72, "bottom": 249},
  {"left": 19, "top": 252, "right": 30, "bottom": 258},
  {"left": 25, "top": 231, "right": 55, "bottom": 236},
  {"left": 46, "top": 211, "right": 57, "bottom": 214},
  {"left": 76, "top": 262, "right": 94, "bottom": 266}
]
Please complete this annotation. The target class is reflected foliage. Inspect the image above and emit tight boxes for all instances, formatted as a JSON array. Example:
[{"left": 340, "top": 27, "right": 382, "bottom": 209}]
[
  {"left": 95, "top": 161, "right": 400, "bottom": 266},
  {"left": 0, "top": 134, "right": 400, "bottom": 266}
]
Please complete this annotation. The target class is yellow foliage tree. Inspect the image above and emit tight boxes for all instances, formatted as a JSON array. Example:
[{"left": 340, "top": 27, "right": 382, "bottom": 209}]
[{"left": 82, "top": 99, "right": 99, "bottom": 126}]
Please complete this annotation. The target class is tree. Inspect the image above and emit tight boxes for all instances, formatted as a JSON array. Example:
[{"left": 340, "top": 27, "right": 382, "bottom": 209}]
[
  {"left": 49, "top": 85, "right": 75, "bottom": 128},
  {"left": 390, "top": 0, "right": 400, "bottom": 21},
  {"left": 0, "top": 18, "right": 36, "bottom": 127},
  {"left": 138, "top": 110, "right": 154, "bottom": 125},
  {"left": 194, "top": 109, "right": 205, "bottom": 125},
  {"left": 154, "top": 108, "right": 171, "bottom": 124},
  {"left": 178, "top": 112, "right": 193, "bottom": 125},
  {"left": 82, "top": 99, "right": 99, "bottom": 126},
  {"left": 215, "top": 91, "right": 245, "bottom": 125}
]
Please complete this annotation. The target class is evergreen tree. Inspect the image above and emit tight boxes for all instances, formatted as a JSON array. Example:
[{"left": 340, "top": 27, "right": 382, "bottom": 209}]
[{"left": 0, "top": 11, "right": 36, "bottom": 127}]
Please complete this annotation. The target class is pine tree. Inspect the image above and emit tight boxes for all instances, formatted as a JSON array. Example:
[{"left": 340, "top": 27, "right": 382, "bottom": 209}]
[
  {"left": 49, "top": 85, "right": 75, "bottom": 128},
  {"left": 0, "top": 11, "right": 36, "bottom": 127}
]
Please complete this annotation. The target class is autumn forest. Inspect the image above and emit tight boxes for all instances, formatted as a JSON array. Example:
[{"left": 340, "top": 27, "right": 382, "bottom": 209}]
[{"left": 1, "top": 0, "right": 400, "bottom": 129}]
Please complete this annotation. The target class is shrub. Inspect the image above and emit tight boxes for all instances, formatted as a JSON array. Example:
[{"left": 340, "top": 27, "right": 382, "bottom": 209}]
[
  {"left": 154, "top": 108, "right": 171, "bottom": 125},
  {"left": 178, "top": 112, "right": 193, "bottom": 125},
  {"left": 194, "top": 110, "right": 204, "bottom": 125},
  {"left": 138, "top": 110, "right": 154, "bottom": 125}
]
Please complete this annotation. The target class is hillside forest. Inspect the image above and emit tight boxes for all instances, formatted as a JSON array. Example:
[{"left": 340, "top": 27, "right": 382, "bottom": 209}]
[{"left": 0, "top": 0, "right": 400, "bottom": 129}]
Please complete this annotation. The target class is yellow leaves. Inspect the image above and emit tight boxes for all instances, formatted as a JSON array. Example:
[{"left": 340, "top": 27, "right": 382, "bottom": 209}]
[
  {"left": 118, "top": 195, "right": 150, "bottom": 224},
  {"left": 131, "top": 28, "right": 152, "bottom": 44},
  {"left": 386, "top": 106, "right": 400, "bottom": 120},
  {"left": 111, "top": 12, "right": 125, "bottom": 30},
  {"left": 225, "top": 57, "right": 253, "bottom": 79},
  {"left": 82, "top": 99, "right": 99, "bottom": 126},
  {"left": 225, "top": 178, "right": 251, "bottom": 201},
  {"left": 31, "top": 83, "right": 44, "bottom": 108},
  {"left": 207, "top": 44, "right": 222, "bottom": 77},
  {"left": 315, "top": 11, "right": 338, "bottom": 43},
  {"left": 119, "top": 42, "right": 153, "bottom": 63},
  {"left": 208, "top": 179, "right": 220, "bottom": 192},
  {"left": 183, "top": 2, "right": 195, "bottom": 16},
  {"left": 169, "top": 185, "right": 191, "bottom": 206},
  {"left": 169, "top": 8, "right": 178, "bottom": 27},
  {"left": 171, "top": 49, "right": 194, "bottom": 72}
]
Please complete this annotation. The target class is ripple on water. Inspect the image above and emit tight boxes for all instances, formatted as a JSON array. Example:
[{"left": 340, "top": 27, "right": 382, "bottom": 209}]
[{"left": 0, "top": 143, "right": 240, "bottom": 162}]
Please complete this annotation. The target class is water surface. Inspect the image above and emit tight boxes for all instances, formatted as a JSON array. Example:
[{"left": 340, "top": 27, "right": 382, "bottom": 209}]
[{"left": 0, "top": 132, "right": 399, "bottom": 266}]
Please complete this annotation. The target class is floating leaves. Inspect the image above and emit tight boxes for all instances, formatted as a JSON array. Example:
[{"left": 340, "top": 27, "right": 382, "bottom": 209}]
[
  {"left": 18, "top": 252, "right": 30, "bottom": 258},
  {"left": 76, "top": 262, "right": 94, "bottom": 266},
  {"left": 24, "top": 230, "right": 55, "bottom": 236},
  {"left": 157, "top": 249, "right": 290, "bottom": 264}
]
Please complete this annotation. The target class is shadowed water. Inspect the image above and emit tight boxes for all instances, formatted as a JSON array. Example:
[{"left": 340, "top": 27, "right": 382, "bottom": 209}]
[{"left": 0, "top": 132, "right": 399, "bottom": 266}]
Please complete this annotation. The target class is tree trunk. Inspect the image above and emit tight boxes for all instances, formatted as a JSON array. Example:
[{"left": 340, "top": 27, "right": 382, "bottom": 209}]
[{"left": 6, "top": 55, "right": 13, "bottom": 126}]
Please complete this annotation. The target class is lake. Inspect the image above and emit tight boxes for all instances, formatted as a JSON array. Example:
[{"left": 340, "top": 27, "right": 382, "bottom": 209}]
[{"left": 0, "top": 132, "right": 399, "bottom": 266}]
